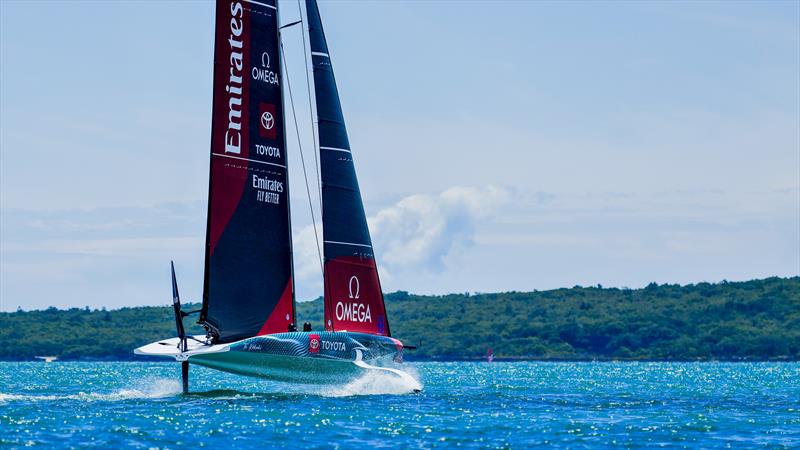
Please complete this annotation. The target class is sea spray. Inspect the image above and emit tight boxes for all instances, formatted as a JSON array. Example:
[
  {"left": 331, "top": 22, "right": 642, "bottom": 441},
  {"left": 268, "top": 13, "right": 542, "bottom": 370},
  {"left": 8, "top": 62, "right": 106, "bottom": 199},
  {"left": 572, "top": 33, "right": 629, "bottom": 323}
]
[
  {"left": 101, "top": 377, "right": 183, "bottom": 400},
  {"left": 0, "top": 378, "right": 182, "bottom": 403},
  {"left": 319, "top": 366, "right": 422, "bottom": 397}
]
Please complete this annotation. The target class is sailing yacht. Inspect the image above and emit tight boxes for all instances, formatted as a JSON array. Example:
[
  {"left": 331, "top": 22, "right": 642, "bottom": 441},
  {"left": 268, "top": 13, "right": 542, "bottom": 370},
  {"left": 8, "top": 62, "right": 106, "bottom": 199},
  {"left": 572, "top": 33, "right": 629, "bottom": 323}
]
[{"left": 135, "top": 0, "right": 416, "bottom": 392}]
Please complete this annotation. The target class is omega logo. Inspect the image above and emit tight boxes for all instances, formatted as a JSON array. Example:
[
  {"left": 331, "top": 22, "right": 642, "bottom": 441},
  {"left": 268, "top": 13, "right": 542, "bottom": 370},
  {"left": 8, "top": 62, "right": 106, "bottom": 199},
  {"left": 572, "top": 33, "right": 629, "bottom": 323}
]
[{"left": 348, "top": 275, "right": 360, "bottom": 299}]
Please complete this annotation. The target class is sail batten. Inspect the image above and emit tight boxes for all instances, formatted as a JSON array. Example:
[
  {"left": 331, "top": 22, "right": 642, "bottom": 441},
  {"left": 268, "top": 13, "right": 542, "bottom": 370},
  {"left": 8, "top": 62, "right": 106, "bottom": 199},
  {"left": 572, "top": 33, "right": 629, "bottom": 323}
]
[
  {"left": 200, "top": 0, "right": 295, "bottom": 344},
  {"left": 324, "top": 241, "right": 373, "bottom": 248},
  {"left": 306, "top": 0, "right": 390, "bottom": 337}
]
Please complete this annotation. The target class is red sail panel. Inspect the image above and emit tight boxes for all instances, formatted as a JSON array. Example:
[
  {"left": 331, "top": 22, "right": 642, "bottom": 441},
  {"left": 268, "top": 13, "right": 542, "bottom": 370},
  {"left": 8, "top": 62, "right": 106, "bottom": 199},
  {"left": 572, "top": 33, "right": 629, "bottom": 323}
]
[
  {"left": 200, "top": 0, "right": 295, "bottom": 343},
  {"left": 257, "top": 278, "right": 294, "bottom": 336},
  {"left": 324, "top": 257, "right": 389, "bottom": 335}
]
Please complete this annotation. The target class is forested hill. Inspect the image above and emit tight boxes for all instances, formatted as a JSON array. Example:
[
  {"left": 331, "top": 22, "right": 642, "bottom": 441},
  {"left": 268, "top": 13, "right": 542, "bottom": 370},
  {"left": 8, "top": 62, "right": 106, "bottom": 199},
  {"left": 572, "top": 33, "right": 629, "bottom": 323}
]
[{"left": 1, "top": 277, "right": 797, "bottom": 361}]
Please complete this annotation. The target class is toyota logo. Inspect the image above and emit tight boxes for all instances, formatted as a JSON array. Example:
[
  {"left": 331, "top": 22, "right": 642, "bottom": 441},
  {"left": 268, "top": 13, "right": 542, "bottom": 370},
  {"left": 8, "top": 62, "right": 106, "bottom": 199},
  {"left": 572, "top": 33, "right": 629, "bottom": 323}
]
[
  {"left": 310, "top": 338, "right": 319, "bottom": 349},
  {"left": 260, "top": 111, "right": 274, "bottom": 130}
]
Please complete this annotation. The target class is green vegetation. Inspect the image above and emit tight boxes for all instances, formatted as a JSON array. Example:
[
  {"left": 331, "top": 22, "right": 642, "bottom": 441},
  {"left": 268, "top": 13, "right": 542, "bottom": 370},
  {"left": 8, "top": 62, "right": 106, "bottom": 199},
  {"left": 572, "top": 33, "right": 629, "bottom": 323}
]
[{"left": 1, "top": 277, "right": 797, "bottom": 361}]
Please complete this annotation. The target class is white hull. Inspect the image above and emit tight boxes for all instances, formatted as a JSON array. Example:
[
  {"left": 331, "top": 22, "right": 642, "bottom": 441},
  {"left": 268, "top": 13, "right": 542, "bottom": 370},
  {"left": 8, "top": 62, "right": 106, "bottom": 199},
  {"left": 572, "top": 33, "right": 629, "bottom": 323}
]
[{"left": 134, "top": 335, "right": 228, "bottom": 361}]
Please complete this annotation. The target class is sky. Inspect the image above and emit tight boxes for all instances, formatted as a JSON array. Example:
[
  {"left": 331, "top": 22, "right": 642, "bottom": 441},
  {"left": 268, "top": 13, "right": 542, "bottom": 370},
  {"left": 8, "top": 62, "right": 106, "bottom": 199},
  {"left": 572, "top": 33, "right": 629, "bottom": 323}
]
[{"left": 1, "top": 0, "right": 798, "bottom": 311}]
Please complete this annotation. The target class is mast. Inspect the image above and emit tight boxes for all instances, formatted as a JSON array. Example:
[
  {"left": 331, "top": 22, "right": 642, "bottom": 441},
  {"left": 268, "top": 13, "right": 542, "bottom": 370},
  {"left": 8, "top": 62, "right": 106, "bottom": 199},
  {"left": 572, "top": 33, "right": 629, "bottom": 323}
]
[
  {"left": 305, "top": 0, "right": 391, "bottom": 336},
  {"left": 199, "top": 0, "right": 295, "bottom": 343},
  {"left": 277, "top": 3, "right": 298, "bottom": 329}
]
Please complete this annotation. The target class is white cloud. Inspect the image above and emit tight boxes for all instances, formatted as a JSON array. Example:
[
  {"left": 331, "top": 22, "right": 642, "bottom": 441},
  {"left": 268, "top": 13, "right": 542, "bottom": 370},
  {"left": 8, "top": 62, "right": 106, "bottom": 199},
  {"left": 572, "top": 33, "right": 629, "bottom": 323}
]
[
  {"left": 367, "top": 186, "right": 510, "bottom": 272},
  {"left": 290, "top": 186, "right": 511, "bottom": 289}
]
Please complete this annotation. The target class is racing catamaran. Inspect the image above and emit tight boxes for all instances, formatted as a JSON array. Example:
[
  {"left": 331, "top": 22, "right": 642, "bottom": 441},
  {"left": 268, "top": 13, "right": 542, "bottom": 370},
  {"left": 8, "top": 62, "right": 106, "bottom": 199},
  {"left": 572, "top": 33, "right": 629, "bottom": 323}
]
[{"left": 135, "top": 0, "right": 417, "bottom": 393}]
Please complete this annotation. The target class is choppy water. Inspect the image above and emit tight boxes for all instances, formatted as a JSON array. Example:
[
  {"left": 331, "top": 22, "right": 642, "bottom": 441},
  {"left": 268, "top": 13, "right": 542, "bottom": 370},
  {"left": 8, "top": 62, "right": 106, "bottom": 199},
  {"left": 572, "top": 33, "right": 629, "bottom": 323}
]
[{"left": 1, "top": 361, "right": 798, "bottom": 448}]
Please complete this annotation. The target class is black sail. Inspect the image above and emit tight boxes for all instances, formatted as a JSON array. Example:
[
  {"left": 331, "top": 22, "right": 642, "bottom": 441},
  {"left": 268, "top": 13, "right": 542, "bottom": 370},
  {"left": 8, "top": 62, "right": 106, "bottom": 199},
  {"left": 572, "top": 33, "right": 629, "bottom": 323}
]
[
  {"left": 306, "top": 0, "right": 390, "bottom": 336},
  {"left": 200, "top": 0, "right": 295, "bottom": 343}
]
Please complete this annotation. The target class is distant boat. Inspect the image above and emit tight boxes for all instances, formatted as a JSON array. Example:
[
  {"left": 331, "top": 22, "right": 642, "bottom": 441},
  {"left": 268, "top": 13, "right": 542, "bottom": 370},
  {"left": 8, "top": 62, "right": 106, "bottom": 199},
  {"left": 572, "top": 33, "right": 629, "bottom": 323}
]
[
  {"left": 486, "top": 348, "right": 494, "bottom": 363},
  {"left": 34, "top": 356, "right": 58, "bottom": 363},
  {"left": 135, "top": 0, "right": 417, "bottom": 393}
]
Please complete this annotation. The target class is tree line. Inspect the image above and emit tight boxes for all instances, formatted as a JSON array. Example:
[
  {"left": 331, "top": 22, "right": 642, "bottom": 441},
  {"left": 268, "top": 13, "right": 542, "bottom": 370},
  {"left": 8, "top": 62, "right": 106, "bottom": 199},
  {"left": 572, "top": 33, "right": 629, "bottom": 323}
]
[{"left": 0, "top": 277, "right": 797, "bottom": 361}]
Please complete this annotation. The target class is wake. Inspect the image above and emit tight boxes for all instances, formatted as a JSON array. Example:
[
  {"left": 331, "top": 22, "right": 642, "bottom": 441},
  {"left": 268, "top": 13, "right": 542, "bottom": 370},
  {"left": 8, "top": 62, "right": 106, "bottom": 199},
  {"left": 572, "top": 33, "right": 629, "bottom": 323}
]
[
  {"left": 314, "top": 365, "right": 423, "bottom": 397},
  {"left": 0, "top": 378, "right": 182, "bottom": 403},
  {"left": 0, "top": 368, "right": 423, "bottom": 402}
]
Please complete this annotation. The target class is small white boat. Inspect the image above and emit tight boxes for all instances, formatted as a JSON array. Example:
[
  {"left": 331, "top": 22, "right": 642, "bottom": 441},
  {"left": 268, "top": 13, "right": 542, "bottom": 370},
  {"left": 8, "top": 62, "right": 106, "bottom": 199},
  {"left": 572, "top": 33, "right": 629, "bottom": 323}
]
[
  {"left": 34, "top": 356, "right": 59, "bottom": 363},
  {"left": 135, "top": 0, "right": 417, "bottom": 393}
]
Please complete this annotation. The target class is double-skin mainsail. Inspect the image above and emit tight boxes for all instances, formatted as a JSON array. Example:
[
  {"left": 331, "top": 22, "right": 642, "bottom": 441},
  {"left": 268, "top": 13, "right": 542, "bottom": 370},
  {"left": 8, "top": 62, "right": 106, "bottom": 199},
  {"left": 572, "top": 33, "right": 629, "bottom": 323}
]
[
  {"left": 200, "top": 0, "right": 294, "bottom": 343},
  {"left": 199, "top": 0, "right": 390, "bottom": 344}
]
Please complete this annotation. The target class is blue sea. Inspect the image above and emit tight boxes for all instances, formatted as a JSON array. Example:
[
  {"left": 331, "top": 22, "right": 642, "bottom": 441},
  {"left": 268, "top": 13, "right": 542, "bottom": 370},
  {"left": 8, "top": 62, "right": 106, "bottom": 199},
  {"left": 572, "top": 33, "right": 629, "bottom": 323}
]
[{"left": 1, "top": 361, "right": 798, "bottom": 448}]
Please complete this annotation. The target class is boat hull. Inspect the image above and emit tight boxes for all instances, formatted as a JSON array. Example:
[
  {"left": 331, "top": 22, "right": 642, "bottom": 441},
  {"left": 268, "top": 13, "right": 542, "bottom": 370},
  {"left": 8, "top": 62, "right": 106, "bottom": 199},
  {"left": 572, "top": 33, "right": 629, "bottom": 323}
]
[
  {"left": 189, "top": 351, "right": 364, "bottom": 384},
  {"left": 135, "top": 331, "right": 406, "bottom": 385}
]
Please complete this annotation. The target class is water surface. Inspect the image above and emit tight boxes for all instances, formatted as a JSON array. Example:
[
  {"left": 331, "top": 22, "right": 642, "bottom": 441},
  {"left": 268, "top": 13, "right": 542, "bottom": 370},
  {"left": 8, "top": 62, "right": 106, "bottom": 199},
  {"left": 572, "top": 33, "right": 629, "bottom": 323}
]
[{"left": 1, "top": 361, "right": 798, "bottom": 448}]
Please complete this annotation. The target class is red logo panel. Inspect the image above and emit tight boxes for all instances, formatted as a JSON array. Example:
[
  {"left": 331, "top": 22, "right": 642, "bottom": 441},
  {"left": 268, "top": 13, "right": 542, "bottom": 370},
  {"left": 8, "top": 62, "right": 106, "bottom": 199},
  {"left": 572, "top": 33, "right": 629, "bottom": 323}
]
[
  {"left": 323, "top": 258, "right": 389, "bottom": 335},
  {"left": 308, "top": 334, "right": 320, "bottom": 353},
  {"left": 259, "top": 103, "right": 277, "bottom": 140}
]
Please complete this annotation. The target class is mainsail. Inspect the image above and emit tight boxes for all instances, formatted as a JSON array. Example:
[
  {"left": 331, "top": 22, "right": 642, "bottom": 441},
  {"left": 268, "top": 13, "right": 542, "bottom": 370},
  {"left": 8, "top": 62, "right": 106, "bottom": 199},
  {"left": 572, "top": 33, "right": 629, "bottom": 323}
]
[
  {"left": 306, "top": 0, "right": 390, "bottom": 336},
  {"left": 200, "top": 0, "right": 295, "bottom": 343}
]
